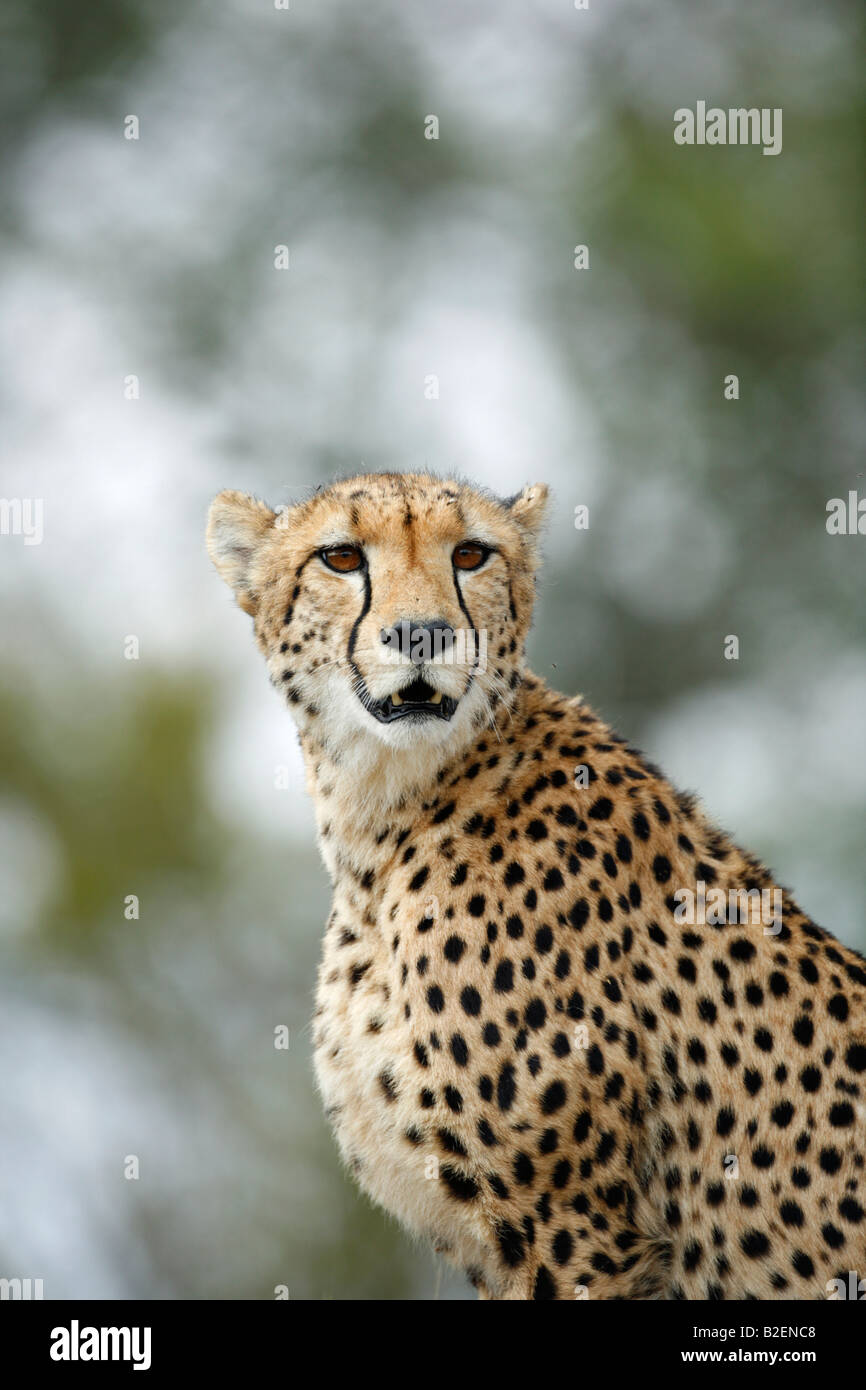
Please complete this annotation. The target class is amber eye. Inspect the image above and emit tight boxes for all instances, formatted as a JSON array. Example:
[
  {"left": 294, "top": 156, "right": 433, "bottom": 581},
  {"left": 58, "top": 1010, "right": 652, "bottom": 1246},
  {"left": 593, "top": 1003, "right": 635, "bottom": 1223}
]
[
  {"left": 453, "top": 542, "right": 489, "bottom": 571},
  {"left": 320, "top": 544, "right": 363, "bottom": 573}
]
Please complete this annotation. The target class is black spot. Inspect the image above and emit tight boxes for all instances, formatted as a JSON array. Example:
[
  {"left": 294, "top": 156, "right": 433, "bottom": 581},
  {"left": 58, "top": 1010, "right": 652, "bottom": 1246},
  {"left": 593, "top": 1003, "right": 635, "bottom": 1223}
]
[
  {"left": 378, "top": 1071, "right": 398, "bottom": 1103},
  {"left": 568, "top": 899, "right": 589, "bottom": 931},
  {"left": 839, "top": 1197, "right": 864, "bottom": 1224},
  {"left": 438, "top": 1128, "right": 467, "bottom": 1156},
  {"left": 497, "top": 1222, "right": 525, "bottom": 1266},
  {"left": 573, "top": 1111, "right": 592, "bottom": 1143},
  {"left": 525, "top": 998, "right": 546, "bottom": 1030},
  {"left": 819, "top": 1147, "right": 842, "bottom": 1175},
  {"left": 552, "top": 1158, "right": 572, "bottom": 1190},
  {"left": 729, "top": 938, "right": 756, "bottom": 963},
  {"left": 541, "top": 1081, "right": 567, "bottom": 1114},
  {"left": 652, "top": 855, "right": 672, "bottom": 884},
  {"left": 459, "top": 985, "right": 481, "bottom": 1017},
  {"left": 780, "top": 1201, "right": 804, "bottom": 1228},
  {"left": 683, "top": 1240, "right": 703, "bottom": 1272},
  {"left": 740, "top": 1230, "right": 769, "bottom": 1259},
  {"left": 535, "top": 925, "right": 553, "bottom": 954},
  {"left": 444, "top": 1085, "right": 463, "bottom": 1113},
  {"left": 552, "top": 1230, "right": 573, "bottom": 1265},
  {"left": 494, "top": 960, "right": 514, "bottom": 993},
  {"left": 829, "top": 1102, "right": 855, "bottom": 1128},
  {"left": 512, "top": 1152, "right": 535, "bottom": 1187},
  {"left": 477, "top": 1118, "right": 497, "bottom": 1148},
  {"left": 497, "top": 1063, "right": 517, "bottom": 1111},
  {"left": 441, "top": 1166, "right": 479, "bottom": 1201},
  {"left": 615, "top": 834, "right": 633, "bottom": 864},
  {"left": 532, "top": 1265, "right": 557, "bottom": 1299},
  {"left": 426, "top": 985, "right": 445, "bottom": 1013}
]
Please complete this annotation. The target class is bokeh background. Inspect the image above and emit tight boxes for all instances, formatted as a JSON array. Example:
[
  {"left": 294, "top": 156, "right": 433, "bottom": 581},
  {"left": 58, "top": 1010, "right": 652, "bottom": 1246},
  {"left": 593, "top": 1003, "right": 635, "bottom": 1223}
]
[{"left": 1, "top": 0, "right": 864, "bottom": 1299}]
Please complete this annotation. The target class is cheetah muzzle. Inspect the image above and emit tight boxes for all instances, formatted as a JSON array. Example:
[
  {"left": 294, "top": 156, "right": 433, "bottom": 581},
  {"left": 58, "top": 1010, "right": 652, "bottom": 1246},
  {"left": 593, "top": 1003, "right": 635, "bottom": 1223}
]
[{"left": 360, "top": 674, "right": 459, "bottom": 724}]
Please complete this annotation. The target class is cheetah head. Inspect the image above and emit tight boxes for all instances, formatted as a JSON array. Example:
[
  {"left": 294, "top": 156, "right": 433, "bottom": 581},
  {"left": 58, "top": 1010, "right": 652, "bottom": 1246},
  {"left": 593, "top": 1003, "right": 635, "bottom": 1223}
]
[{"left": 207, "top": 473, "right": 547, "bottom": 760}]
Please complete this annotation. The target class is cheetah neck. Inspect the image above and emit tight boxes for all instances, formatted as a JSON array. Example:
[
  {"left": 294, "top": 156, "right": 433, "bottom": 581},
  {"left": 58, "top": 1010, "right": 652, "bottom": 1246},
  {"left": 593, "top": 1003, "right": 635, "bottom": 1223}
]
[{"left": 298, "top": 679, "right": 530, "bottom": 879}]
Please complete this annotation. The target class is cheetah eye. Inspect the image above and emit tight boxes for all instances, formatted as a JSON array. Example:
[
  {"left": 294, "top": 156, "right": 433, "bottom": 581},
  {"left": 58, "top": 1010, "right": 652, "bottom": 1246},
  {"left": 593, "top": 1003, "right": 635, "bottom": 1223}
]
[
  {"left": 453, "top": 542, "right": 490, "bottom": 572},
  {"left": 320, "top": 544, "right": 364, "bottom": 573}
]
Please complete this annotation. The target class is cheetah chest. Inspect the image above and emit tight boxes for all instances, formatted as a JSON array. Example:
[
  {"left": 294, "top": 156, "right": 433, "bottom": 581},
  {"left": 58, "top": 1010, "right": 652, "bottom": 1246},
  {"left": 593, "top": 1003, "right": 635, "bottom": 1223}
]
[{"left": 312, "top": 926, "right": 493, "bottom": 1272}]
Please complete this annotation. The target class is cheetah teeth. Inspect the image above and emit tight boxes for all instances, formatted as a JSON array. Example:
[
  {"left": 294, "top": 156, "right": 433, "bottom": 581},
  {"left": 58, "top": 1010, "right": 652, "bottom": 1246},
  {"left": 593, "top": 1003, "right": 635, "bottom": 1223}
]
[{"left": 390, "top": 690, "right": 443, "bottom": 705}]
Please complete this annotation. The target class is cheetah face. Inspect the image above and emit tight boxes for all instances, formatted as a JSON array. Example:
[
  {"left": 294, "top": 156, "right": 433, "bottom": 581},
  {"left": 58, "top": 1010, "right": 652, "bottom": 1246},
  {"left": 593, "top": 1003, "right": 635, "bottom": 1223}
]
[{"left": 207, "top": 474, "right": 548, "bottom": 756}]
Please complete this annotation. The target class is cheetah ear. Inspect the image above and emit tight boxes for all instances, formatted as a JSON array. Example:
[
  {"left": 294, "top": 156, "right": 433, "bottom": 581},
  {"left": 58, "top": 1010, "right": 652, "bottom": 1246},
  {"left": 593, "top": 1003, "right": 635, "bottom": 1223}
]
[
  {"left": 207, "top": 490, "right": 277, "bottom": 616},
  {"left": 508, "top": 483, "right": 549, "bottom": 545}
]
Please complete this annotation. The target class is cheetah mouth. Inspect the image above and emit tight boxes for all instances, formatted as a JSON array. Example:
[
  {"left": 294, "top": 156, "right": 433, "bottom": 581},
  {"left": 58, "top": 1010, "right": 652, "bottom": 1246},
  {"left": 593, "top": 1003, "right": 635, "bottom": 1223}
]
[{"left": 359, "top": 675, "right": 458, "bottom": 723}]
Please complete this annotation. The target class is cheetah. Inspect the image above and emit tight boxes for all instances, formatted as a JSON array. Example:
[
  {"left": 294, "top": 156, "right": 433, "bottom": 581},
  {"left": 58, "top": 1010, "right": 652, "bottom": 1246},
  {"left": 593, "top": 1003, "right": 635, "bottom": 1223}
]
[{"left": 207, "top": 472, "right": 866, "bottom": 1300}]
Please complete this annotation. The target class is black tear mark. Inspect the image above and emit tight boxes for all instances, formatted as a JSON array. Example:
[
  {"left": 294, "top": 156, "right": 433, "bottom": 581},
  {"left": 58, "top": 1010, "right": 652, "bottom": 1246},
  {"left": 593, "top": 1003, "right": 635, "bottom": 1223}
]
[
  {"left": 451, "top": 568, "right": 475, "bottom": 634},
  {"left": 347, "top": 562, "right": 372, "bottom": 661},
  {"left": 283, "top": 554, "right": 314, "bottom": 627}
]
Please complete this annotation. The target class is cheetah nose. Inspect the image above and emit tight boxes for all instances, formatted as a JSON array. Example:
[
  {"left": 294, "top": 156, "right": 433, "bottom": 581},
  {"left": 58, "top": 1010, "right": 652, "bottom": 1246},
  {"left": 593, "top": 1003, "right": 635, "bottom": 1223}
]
[{"left": 380, "top": 620, "right": 455, "bottom": 664}]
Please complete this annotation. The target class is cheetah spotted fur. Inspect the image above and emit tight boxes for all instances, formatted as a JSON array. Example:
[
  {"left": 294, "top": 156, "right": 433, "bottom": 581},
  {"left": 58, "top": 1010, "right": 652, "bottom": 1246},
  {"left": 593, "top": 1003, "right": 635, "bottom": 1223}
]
[{"left": 207, "top": 473, "right": 866, "bottom": 1301}]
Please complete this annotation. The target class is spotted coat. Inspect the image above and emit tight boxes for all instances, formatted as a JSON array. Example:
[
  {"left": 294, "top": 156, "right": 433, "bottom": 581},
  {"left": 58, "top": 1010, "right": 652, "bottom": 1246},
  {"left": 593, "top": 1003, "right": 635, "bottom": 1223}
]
[{"left": 207, "top": 473, "right": 866, "bottom": 1300}]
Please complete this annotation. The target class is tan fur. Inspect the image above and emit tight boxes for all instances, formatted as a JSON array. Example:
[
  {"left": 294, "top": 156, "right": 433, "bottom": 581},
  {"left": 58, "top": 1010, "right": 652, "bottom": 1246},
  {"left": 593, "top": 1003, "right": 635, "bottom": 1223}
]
[{"left": 208, "top": 473, "right": 866, "bottom": 1300}]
